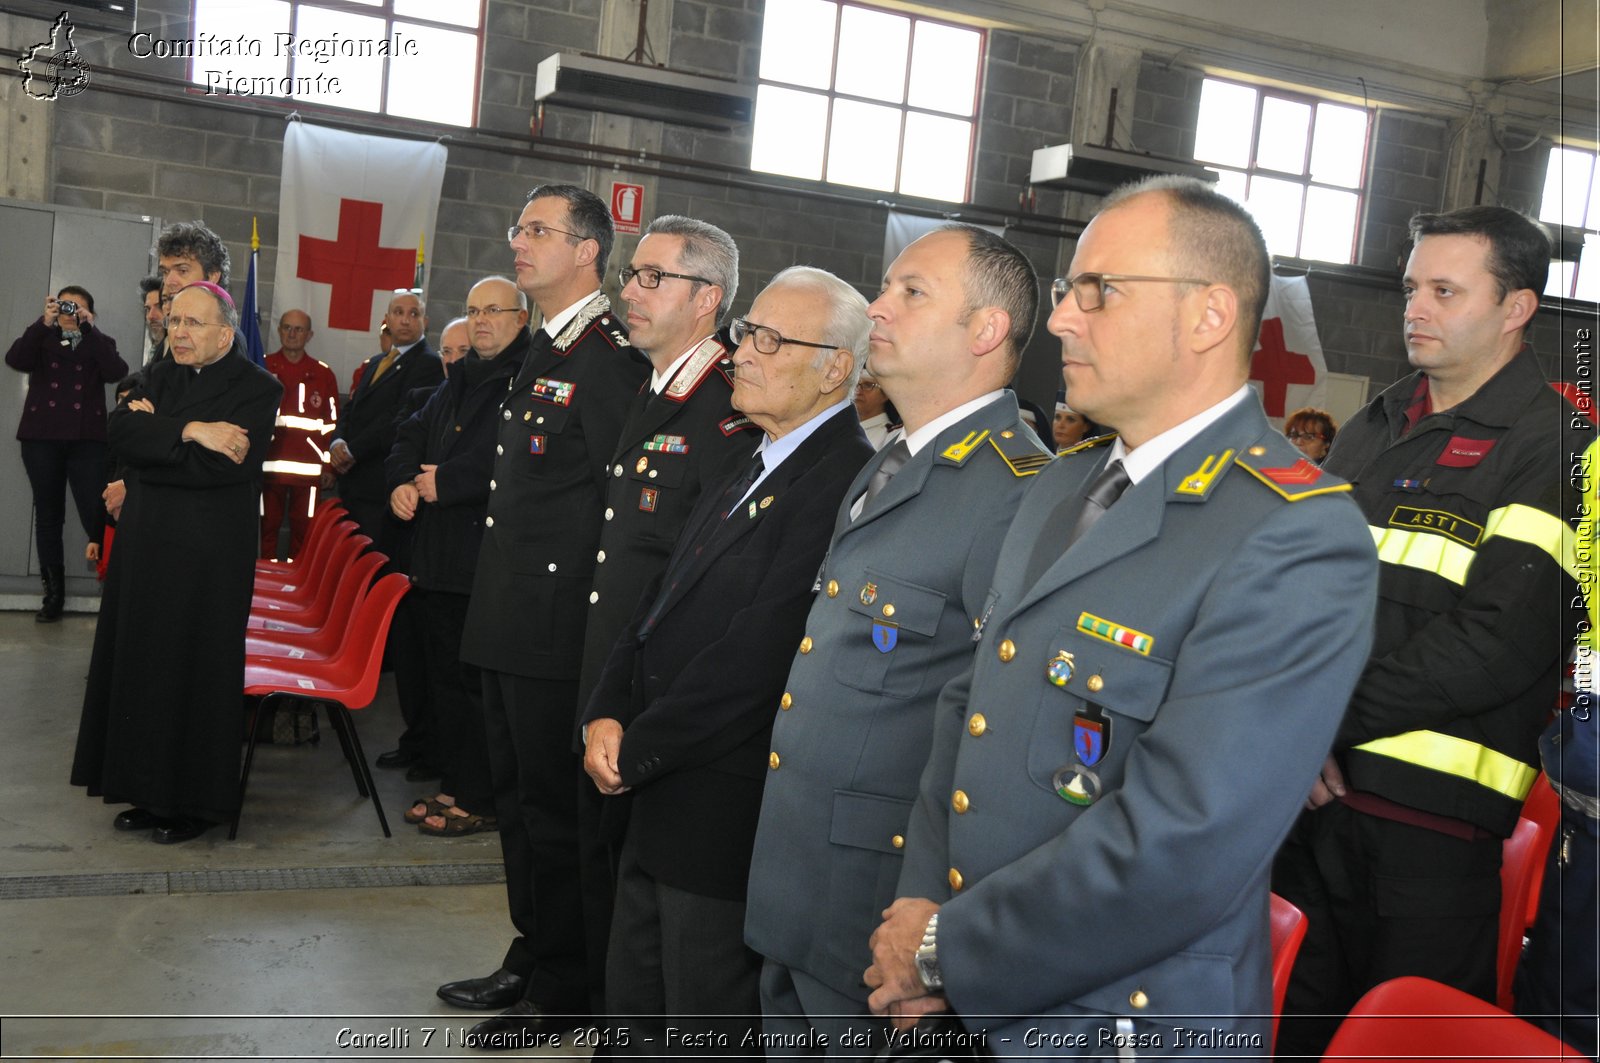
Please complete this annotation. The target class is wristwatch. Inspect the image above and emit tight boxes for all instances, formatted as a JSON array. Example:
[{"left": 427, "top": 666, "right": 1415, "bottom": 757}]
[{"left": 914, "top": 913, "right": 943, "bottom": 991}]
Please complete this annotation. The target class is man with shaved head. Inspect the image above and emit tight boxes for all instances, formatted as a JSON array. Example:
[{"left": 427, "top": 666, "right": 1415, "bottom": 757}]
[{"left": 261, "top": 309, "right": 338, "bottom": 559}]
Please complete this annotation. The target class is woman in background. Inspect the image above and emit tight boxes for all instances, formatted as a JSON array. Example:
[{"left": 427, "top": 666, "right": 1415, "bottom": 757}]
[{"left": 1285, "top": 406, "right": 1338, "bottom": 464}]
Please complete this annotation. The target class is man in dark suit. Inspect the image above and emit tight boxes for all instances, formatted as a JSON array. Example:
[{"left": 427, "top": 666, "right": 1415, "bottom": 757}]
[
  {"left": 329, "top": 290, "right": 442, "bottom": 546},
  {"left": 864, "top": 177, "right": 1378, "bottom": 1053},
  {"left": 745, "top": 225, "right": 1053, "bottom": 1053},
  {"left": 438, "top": 185, "right": 644, "bottom": 1045},
  {"left": 574, "top": 214, "right": 759, "bottom": 1014},
  {"left": 582, "top": 266, "right": 875, "bottom": 1052}
]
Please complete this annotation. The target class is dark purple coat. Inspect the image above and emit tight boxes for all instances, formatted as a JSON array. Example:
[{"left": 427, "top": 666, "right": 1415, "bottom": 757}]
[{"left": 5, "top": 319, "right": 129, "bottom": 441}]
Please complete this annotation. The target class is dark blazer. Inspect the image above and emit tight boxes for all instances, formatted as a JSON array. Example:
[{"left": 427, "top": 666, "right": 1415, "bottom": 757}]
[
  {"left": 576, "top": 334, "right": 760, "bottom": 711},
  {"left": 460, "top": 294, "right": 645, "bottom": 678},
  {"left": 337, "top": 339, "right": 442, "bottom": 503},
  {"left": 6, "top": 319, "right": 129, "bottom": 441},
  {"left": 583, "top": 403, "right": 873, "bottom": 900},
  {"left": 385, "top": 333, "right": 529, "bottom": 595}
]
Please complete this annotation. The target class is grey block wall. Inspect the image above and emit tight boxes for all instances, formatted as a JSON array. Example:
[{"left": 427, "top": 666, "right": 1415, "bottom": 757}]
[{"left": 33, "top": 0, "right": 1595, "bottom": 409}]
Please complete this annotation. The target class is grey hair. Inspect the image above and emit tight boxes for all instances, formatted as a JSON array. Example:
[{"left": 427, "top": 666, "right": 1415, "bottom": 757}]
[
  {"left": 766, "top": 266, "right": 870, "bottom": 391},
  {"left": 443, "top": 315, "right": 469, "bottom": 334},
  {"left": 642, "top": 215, "right": 741, "bottom": 319},
  {"left": 470, "top": 275, "right": 529, "bottom": 310}
]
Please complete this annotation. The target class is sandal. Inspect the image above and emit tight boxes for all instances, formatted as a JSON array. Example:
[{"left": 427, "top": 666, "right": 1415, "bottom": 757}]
[
  {"left": 418, "top": 806, "right": 498, "bottom": 837},
  {"left": 402, "top": 795, "right": 453, "bottom": 825}
]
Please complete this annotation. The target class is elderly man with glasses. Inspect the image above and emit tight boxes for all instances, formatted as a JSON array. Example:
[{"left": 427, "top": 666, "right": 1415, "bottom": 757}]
[
  {"left": 580, "top": 265, "right": 874, "bottom": 1052},
  {"left": 71, "top": 281, "right": 282, "bottom": 846}
]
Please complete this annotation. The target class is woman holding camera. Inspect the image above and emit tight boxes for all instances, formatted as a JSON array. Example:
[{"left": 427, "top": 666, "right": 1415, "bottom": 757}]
[{"left": 5, "top": 286, "right": 128, "bottom": 621}]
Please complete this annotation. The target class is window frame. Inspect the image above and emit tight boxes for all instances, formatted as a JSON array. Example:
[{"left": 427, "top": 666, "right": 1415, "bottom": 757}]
[
  {"left": 1196, "top": 75, "right": 1375, "bottom": 265},
  {"left": 1538, "top": 143, "right": 1600, "bottom": 303},
  {"left": 185, "top": 0, "right": 486, "bottom": 128},
  {"left": 753, "top": 0, "right": 986, "bottom": 203}
]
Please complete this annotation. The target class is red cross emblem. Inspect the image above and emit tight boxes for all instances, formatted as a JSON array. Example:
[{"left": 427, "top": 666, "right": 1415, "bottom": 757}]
[
  {"left": 297, "top": 198, "right": 416, "bottom": 331},
  {"left": 1250, "top": 317, "right": 1316, "bottom": 418}
]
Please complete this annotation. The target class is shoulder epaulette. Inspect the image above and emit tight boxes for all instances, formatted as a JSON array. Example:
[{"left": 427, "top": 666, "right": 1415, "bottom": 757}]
[
  {"left": 662, "top": 335, "right": 732, "bottom": 402},
  {"left": 1235, "top": 450, "right": 1353, "bottom": 501},
  {"left": 1059, "top": 432, "right": 1117, "bottom": 457},
  {"left": 553, "top": 294, "right": 630, "bottom": 354},
  {"left": 987, "top": 425, "right": 1054, "bottom": 477}
]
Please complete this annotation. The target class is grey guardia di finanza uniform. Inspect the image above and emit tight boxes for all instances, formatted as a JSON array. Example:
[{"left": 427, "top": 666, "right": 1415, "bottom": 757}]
[
  {"left": 896, "top": 396, "right": 1378, "bottom": 1056},
  {"left": 746, "top": 392, "right": 1050, "bottom": 1002}
]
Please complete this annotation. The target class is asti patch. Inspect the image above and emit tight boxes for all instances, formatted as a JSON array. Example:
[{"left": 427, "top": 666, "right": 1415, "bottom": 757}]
[{"left": 1387, "top": 505, "right": 1483, "bottom": 547}]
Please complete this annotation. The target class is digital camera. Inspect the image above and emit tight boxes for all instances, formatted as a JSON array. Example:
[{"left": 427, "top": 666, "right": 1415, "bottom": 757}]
[{"left": 56, "top": 299, "right": 80, "bottom": 318}]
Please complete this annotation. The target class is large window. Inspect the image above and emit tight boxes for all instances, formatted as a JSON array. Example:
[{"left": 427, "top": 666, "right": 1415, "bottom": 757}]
[
  {"left": 187, "top": 0, "right": 483, "bottom": 127},
  {"left": 1194, "top": 77, "right": 1372, "bottom": 263},
  {"left": 1538, "top": 144, "right": 1600, "bottom": 302},
  {"left": 751, "top": 0, "right": 983, "bottom": 203}
]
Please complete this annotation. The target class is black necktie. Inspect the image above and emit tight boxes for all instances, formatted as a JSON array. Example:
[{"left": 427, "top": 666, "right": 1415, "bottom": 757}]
[
  {"left": 859, "top": 439, "right": 910, "bottom": 515},
  {"left": 720, "top": 450, "right": 766, "bottom": 519},
  {"left": 1022, "top": 458, "right": 1132, "bottom": 586}
]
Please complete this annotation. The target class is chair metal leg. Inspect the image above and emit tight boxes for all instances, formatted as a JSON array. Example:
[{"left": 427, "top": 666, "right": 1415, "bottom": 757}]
[
  {"left": 334, "top": 704, "right": 391, "bottom": 838},
  {"left": 321, "top": 699, "right": 366, "bottom": 796},
  {"left": 231, "top": 692, "right": 275, "bottom": 840}
]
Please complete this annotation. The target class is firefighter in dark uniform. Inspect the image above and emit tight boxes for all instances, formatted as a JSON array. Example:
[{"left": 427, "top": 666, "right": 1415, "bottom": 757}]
[
  {"left": 1273, "top": 205, "right": 1582, "bottom": 1056},
  {"left": 574, "top": 216, "right": 760, "bottom": 1014},
  {"left": 440, "top": 185, "right": 646, "bottom": 1044}
]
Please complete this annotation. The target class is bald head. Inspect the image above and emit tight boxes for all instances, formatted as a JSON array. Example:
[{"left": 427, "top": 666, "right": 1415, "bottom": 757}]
[
  {"left": 277, "top": 309, "right": 312, "bottom": 360},
  {"left": 466, "top": 276, "right": 530, "bottom": 358}
]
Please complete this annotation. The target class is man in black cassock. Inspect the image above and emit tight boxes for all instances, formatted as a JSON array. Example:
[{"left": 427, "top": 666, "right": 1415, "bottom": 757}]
[{"left": 71, "top": 281, "right": 281, "bottom": 845}]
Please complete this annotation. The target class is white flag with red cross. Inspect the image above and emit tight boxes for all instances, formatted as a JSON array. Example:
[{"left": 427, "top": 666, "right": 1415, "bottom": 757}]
[
  {"left": 1250, "top": 274, "right": 1328, "bottom": 428},
  {"left": 272, "top": 122, "right": 448, "bottom": 385}
]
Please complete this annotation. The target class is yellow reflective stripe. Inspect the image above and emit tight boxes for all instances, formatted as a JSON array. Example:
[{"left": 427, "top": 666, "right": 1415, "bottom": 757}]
[
  {"left": 1369, "top": 503, "right": 1576, "bottom": 587},
  {"left": 1353, "top": 730, "right": 1538, "bottom": 801},
  {"left": 1369, "top": 525, "right": 1475, "bottom": 586},
  {"left": 1483, "top": 503, "right": 1580, "bottom": 584}
]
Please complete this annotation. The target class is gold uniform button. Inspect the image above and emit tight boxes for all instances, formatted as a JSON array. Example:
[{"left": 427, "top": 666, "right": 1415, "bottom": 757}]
[
  {"left": 1001, "top": 430, "right": 1015, "bottom": 439},
  {"left": 1248, "top": 445, "right": 1267, "bottom": 456},
  {"left": 951, "top": 790, "right": 970, "bottom": 814},
  {"left": 892, "top": 834, "right": 905, "bottom": 849},
  {"left": 799, "top": 636, "right": 813, "bottom": 654},
  {"left": 769, "top": 752, "right": 780, "bottom": 770},
  {"left": 948, "top": 867, "right": 964, "bottom": 891},
  {"left": 997, "top": 639, "right": 1016, "bottom": 662},
  {"left": 967, "top": 713, "right": 987, "bottom": 737},
  {"left": 780, "top": 692, "right": 793, "bottom": 710},
  {"left": 826, "top": 580, "right": 839, "bottom": 598},
  {"left": 1129, "top": 989, "right": 1149, "bottom": 1010},
  {"left": 1087, "top": 674, "right": 1104, "bottom": 693},
  {"left": 881, "top": 604, "right": 895, "bottom": 618}
]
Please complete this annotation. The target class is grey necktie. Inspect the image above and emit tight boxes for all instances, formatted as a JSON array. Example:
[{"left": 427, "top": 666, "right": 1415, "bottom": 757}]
[
  {"left": 1022, "top": 458, "right": 1132, "bottom": 586},
  {"left": 860, "top": 439, "right": 911, "bottom": 513}
]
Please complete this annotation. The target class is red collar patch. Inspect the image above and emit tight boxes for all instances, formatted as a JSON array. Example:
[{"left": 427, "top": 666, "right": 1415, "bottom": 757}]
[
  {"left": 1435, "top": 436, "right": 1496, "bottom": 468},
  {"left": 1256, "top": 458, "right": 1322, "bottom": 485}
]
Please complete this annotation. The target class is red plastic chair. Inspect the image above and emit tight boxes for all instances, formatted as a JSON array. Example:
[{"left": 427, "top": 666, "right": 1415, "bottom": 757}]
[
  {"left": 1322, "top": 975, "right": 1586, "bottom": 1063},
  {"left": 233, "top": 572, "right": 411, "bottom": 840},
  {"left": 249, "top": 537, "right": 373, "bottom": 629},
  {"left": 254, "top": 514, "right": 354, "bottom": 592},
  {"left": 1497, "top": 814, "right": 1549, "bottom": 1010},
  {"left": 1269, "top": 892, "right": 1308, "bottom": 1050},
  {"left": 251, "top": 528, "right": 367, "bottom": 609},
  {"left": 245, "top": 550, "right": 389, "bottom": 661},
  {"left": 1521, "top": 773, "right": 1561, "bottom": 928},
  {"left": 256, "top": 499, "right": 347, "bottom": 575}
]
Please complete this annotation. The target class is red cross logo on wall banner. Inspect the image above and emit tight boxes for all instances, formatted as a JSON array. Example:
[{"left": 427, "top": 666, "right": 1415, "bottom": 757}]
[
  {"left": 297, "top": 198, "right": 416, "bottom": 331},
  {"left": 1250, "top": 317, "right": 1316, "bottom": 418}
]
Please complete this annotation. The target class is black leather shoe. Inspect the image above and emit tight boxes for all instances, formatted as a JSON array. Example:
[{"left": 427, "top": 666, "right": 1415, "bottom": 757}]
[
  {"left": 375, "top": 748, "right": 417, "bottom": 770},
  {"left": 436, "top": 968, "right": 527, "bottom": 1010},
  {"left": 465, "top": 1000, "right": 589, "bottom": 1050},
  {"left": 405, "top": 762, "right": 443, "bottom": 782},
  {"left": 113, "top": 808, "right": 158, "bottom": 832},
  {"left": 151, "top": 817, "right": 213, "bottom": 844}
]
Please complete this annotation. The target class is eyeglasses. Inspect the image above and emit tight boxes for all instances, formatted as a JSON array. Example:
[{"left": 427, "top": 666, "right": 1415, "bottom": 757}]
[
  {"left": 507, "top": 221, "right": 587, "bottom": 244},
  {"left": 279, "top": 324, "right": 309, "bottom": 334},
  {"left": 618, "top": 266, "right": 713, "bottom": 290},
  {"left": 1050, "top": 272, "right": 1212, "bottom": 312},
  {"left": 855, "top": 380, "right": 881, "bottom": 392},
  {"left": 728, "top": 317, "right": 836, "bottom": 356},
  {"left": 168, "top": 316, "right": 227, "bottom": 331},
  {"left": 465, "top": 306, "right": 522, "bottom": 319},
  {"left": 1286, "top": 431, "right": 1327, "bottom": 443}
]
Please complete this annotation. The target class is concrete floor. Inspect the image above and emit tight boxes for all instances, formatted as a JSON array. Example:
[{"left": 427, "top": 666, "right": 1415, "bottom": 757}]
[{"left": 0, "top": 609, "right": 589, "bottom": 1060}]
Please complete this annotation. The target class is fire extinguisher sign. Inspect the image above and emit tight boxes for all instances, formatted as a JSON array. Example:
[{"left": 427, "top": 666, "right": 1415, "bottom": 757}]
[{"left": 611, "top": 182, "right": 644, "bottom": 235}]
